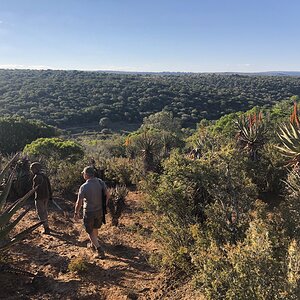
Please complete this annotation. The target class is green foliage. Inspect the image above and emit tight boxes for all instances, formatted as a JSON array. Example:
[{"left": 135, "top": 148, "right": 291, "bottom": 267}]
[
  {"left": 147, "top": 252, "right": 163, "bottom": 269},
  {"left": 24, "top": 137, "right": 84, "bottom": 162},
  {"left": 212, "top": 112, "right": 241, "bottom": 136},
  {"left": 48, "top": 159, "right": 86, "bottom": 194},
  {"left": 277, "top": 122, "right": 300, "bottom": 167},
  {"left": 0, "top": 69, "right": 299, "bottom": 129},
  {"left": 193, "top": 204, "right": 293, "bottom": 300},
  {"left": 280, "top": 170, "right": 300, "bottom": 239},
  {"left": 287, "top": 239, "right": 300, "bottom": 295},
  {"left": 142, "top": 148, "right": 257, "bottom": 270},
  {"left": 142, "top": 111, "right": 182, "bottom": 134},
  {"left": 0, "top": 116, "right": 56, "bottom": 154},
  {"left": 68, "top": 256, "right": 89, "bottom": 274},
  {"left": 269, "top": 99, "right": 294, "bottom": 126},
  {"left": 105, "top": 157, "right": 144, "bottom": 186},
  {"left": 99, "top": 117, "right": 111, "bottom": 129},
  {"left": 243, "top": 143, "right": 286, "bottom": 195},
  {"left": 186, "top": 123, "right": 224, "bottom": 157},
  {"left": 276, "top": 101, "right": 300, "bottom": 168},
  {"left": 235, "top": 111, "right": 268, "bottom": 161},
  {"left": 125, "top": 129, "right": 183, "bottom": 173},
  {"left": 83, "top": 134, "right": 127, "bottom": 159}
]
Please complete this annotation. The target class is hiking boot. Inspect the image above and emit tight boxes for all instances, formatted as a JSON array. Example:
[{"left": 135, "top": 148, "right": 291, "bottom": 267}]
[
  {"left": 43, "top": 227, "right": 51, "bottom": 235},
  {"left": 96, "top": 247, "right": 105, "bottom": 259}
]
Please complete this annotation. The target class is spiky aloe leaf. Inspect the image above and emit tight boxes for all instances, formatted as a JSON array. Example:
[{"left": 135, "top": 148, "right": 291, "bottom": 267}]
[
  {"left": 283, "top": 170, "right": 300, "bottom": 194},
  {"left": 276, "top": 122, "right": 300, "bottom": 163},
  {"left": 0, "top": 187, "right": 37, "bottom": 228},
  {"left": 0, "top": 264, "right": 36, "bottom": 277},
  {"left": 114, "top": 185, "right": 128, "bottom": 199},
  {"left": 0, "top": 171, "right": 14, "bottom": 211},
  {"left": 0, "top": 207, "right": 30, "bottom": 240},
  {"left": 0, "top": 221, "right": 43, "bottom": 252}
]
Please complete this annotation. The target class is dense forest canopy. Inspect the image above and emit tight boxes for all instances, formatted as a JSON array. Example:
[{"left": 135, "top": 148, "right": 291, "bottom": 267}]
[{"left": 0, "top": 69, "right": 300, "bottom": 128}]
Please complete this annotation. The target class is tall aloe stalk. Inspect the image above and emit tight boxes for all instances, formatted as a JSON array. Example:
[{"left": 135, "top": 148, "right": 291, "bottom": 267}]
[{"left": 0, "top": 154, "right": 43, "bottom": 252}]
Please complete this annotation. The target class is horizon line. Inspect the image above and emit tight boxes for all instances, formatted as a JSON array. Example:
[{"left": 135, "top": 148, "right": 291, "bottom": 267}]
[{"left": 0, "top": 66, "right": 300, "bottom": 75}]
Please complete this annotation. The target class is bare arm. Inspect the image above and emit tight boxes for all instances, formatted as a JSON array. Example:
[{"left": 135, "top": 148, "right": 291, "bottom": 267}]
[
  {"left": 105, "top": 189, "right": 110, "bottom": 204},
  {"left": 74, "top": 186, "right": 84, "bottom": 220},
  {"left": 74, "top": 197, "right": 83, "bottom": 215}
]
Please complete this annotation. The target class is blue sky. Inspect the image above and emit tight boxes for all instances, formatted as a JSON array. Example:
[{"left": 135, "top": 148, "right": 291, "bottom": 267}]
[{"left": 0, "top": 0, "right": 299, "bottom": 72}]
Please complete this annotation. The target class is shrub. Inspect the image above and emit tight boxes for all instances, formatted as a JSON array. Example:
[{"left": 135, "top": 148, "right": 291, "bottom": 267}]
[
  {"left": 280, "top": 170, "right": 300, "bottom": 239},
  {"left": 24, "top": 137, "right": 84, "bottom": 162},
  {"left": 193, "top": 205, "right": 293, "bottom": 300},
  {"left": 68, "top": 256, "right": 89, "bottom": 274},
  {"left": 105, "top": 157, "right": 144, "bottom": 186},
  {"left": 48, "top": 159, "right": 86, "bottom": 194},
  {"left": 287, "top": 240, "right": 300, "bottom": 296},
  {"left": 84, "top": 134, "right": 127, "bottom": 159},
  {"left": 142, "top": 148, "right": 257, "bottom": 270}
]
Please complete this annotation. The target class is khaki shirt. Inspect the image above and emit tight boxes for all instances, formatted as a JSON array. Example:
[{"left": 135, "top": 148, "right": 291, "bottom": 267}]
[{"left": 78, "top": 178, "right": 107, "bottom": 213}]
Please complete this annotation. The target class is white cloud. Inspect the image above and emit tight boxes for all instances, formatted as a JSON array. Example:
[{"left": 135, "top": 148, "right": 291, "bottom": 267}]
[
  {"left": 237, "top": 63, "right": 251, "bottom": 67},
  {"left": 0, "top": 64, "right": 60, "bottom": 70},
  {"left": 0, "top": 64, "right": 146, "bottom": 72}
]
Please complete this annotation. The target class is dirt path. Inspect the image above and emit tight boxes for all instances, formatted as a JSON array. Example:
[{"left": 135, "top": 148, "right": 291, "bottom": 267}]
[{"left": 3, "top": 191, "right": 163, "bottom": 300}]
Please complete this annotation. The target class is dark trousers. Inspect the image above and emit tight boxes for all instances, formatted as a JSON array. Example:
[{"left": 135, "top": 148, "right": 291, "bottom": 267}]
[{"left": 35, "top": 198, "right": 49, "bottom": 229}]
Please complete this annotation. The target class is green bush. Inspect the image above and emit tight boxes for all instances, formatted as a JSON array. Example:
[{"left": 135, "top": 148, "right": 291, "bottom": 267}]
[
  {"left": 105, "top": 157, "right": 144, "bottom": 186},
  {"left": 68, "top": 256, "right": 89, "bottom": 274},
  {"left": 280, "top": 170, "right": 300, "bottom": 239},
  {"left": 24, "top": 137, "right": 84, "bottom": 162},
  {"left": 287, "top": 239, "right": 300, "bottom": 296},
  {"left": 48, "top": 159, "right": 86, "bottom": 194},
  {"left": 142, "top": 148, "right": 257, "bottom": 270},
  {"left": 193, "top": 204, "right": 294, "bottom": 300},
  {"left": 84, "top": 134, "right": 127, "bottom": 159}
]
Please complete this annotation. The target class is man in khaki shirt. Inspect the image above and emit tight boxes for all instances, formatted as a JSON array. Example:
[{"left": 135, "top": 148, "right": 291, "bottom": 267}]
[{"left": 74, "top": 166, "right": 108, "bottom": 259}]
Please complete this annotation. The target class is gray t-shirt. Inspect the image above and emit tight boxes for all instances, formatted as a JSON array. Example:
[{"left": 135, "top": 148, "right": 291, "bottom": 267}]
[{"left": 78, "top": 178, "right": 107, "bottom": 213}]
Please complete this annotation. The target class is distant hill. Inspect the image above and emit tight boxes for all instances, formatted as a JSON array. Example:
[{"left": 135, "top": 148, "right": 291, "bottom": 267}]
[
  {"left": 0, "top": 69, "right": 300, "bottom": 130},
  {"left": 95, "top": 70, "right": 300, "bottom": 77}
]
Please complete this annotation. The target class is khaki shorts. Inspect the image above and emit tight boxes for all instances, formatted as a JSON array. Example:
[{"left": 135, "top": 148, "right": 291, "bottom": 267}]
[{"left": 83, "top": 209, "right": 102, "bottom": 234}]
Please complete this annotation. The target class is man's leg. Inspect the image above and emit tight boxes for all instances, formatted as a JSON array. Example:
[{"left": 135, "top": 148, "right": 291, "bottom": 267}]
[
  {"left": 88, "top": 228, "right": 99, "bottom": 248},
  {"left": 35, "top": 198, "right": 50, "bottom": 233},
  {"left": 88, "top": 229, "right": 105, "bottom": 258}
]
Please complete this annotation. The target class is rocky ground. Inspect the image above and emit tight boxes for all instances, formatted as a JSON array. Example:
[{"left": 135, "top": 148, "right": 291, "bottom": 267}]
[{"left": 1, "top": 191, "right": 203, "bottom": 300}]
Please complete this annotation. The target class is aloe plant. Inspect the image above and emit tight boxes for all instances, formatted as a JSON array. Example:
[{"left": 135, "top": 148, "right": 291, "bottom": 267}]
[
  {"left": 277, "top": 102, "right": 300, "bottom": 168},
  {"left": 0, "top": 154, "right": 43, "bottom": 252},
  {"left": 108, "top": 185, "right": 128, "bottom": 226},
  {"left": 234, "top": 111, "right": 267, "bottom": 161},
  {"left": 126, "top": 131, "right": 159, "bottom": 173}
]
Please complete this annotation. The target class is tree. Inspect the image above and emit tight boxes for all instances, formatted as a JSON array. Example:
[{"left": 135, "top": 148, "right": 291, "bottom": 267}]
[
  {"left": 99, "top": 117, "right": 111, "bottom": 129},
  {"left": 23, "top": 137, "right": 84, "bottom": 162},
  {"left": 142, "top": 111, "right": 182, "bottom": 134}
]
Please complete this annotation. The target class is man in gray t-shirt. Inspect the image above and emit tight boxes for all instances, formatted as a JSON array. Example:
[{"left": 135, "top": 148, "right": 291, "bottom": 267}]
[{"left": 74, "top": 166, "right": 108, "bottom": 259}]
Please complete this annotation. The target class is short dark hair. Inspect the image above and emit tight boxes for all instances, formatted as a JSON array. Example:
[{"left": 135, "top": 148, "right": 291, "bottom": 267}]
[{"left": 82, "top": 166, "right": 95, "bottom": 176}]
